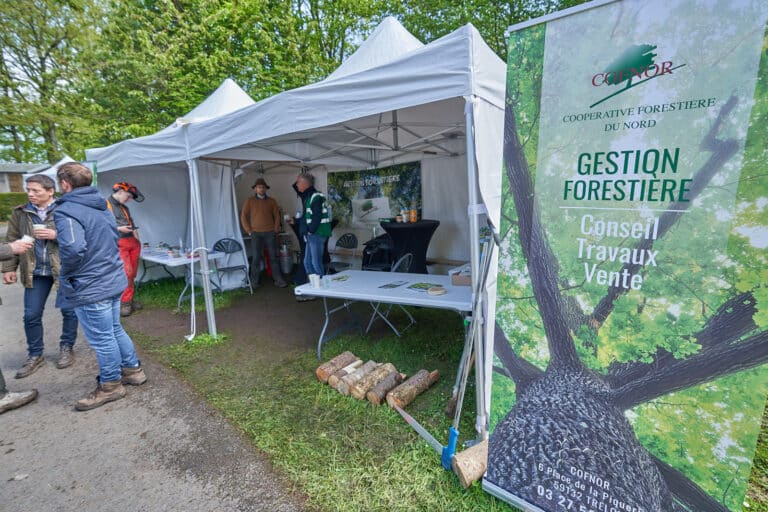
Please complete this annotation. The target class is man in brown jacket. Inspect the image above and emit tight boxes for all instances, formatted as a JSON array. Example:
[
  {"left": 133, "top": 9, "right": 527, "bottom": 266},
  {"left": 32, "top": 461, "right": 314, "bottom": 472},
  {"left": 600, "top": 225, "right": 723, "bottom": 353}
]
[
  {"left": 240, "top": 178, "right": 287, "bottom": 288},
  {"left": 0, "top": 238, "right": 39, "bottom": 413},
  {"left": 2, "top": 174, "right": 79, "bottom": 377}
]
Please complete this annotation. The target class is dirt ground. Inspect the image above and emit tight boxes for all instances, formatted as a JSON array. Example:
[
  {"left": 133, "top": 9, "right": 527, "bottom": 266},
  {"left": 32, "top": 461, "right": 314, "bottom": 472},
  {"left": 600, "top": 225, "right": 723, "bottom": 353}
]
[{"left": 0, "top": 262, "right": 308, "bottom": 511}]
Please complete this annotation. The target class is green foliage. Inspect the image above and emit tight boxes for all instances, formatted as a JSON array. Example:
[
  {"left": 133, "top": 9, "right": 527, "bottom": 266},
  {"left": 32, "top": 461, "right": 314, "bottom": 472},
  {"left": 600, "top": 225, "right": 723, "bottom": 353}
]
[
  {"left": 0, "top": 0, "right": 100, "bottom": 163},
  {"left": 0, "top": 193, "right": 27, "bottom": 222},
  {"left": 393, "top": 0, "right": 588, "bottom": 59}
]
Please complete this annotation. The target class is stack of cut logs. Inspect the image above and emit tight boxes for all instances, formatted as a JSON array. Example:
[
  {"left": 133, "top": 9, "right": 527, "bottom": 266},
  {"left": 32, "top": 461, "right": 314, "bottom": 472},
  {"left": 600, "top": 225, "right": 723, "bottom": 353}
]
[{"left": 315, "top": 351, "right": 439, "bottom": 408}]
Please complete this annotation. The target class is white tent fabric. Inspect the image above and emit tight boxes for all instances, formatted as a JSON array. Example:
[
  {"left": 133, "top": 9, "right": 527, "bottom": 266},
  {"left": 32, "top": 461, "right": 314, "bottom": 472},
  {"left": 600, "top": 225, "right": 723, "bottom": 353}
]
[
  {"left": 86, "top": 20, "right": 505, "bottom": 434},
  {"left": 326, "top": 16, "right": 424, "bottom": 81}
]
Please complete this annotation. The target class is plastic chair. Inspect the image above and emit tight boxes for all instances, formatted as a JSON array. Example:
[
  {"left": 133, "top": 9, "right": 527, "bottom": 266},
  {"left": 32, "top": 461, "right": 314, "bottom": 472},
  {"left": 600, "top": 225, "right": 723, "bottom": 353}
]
[
  {"left": 366, "top": 253, "right": 416, "bottom": 336},
  {"left": 329, "top": 232, "right": 358, "bottom": 273},
  {"left": 212, "top": 238, "right": 253, "bottom": 294}
]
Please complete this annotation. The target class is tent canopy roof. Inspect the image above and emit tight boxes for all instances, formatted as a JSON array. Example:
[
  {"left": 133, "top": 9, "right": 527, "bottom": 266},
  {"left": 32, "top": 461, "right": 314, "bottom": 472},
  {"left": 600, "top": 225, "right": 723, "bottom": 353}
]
[
  {"left": 87, "top": 22, "right": 504, "bottom": 173},
  {"left": 326, "top": 16, "right": 424, "bottom": 81}
]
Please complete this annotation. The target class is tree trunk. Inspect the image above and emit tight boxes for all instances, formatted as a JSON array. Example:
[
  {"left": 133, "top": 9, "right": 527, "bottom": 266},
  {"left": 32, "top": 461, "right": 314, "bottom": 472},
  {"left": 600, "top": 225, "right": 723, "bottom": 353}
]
[
  {"left": 327, "top": 359, "right": 362, "bottom": 389},
  {"left": 337, "top": 361, "right": 378, "bottom": 396},
  {"left": 386, "top": 370, "right": 439, "bottom": 409},
  {"left": 488, "top": 368, "right": 674, "bottom": 512},
  {"left": 366, "top": 371, "right": 406, "bottom": 405},
  {"left": 350, "top": 363, "right": 396, "bottom": 400},
  {"left": 315, "top": 351, "right": 358, "bottom": 383}
]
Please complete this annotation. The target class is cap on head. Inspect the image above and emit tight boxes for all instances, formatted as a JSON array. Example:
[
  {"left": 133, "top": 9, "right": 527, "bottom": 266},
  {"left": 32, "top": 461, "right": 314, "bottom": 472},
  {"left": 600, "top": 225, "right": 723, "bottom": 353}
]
[
  {"left": 113, "top": 182, "right": 145, "bottom": 202},
  {"left": 252, "top": 177, "right": 270, "bottom": 189}
]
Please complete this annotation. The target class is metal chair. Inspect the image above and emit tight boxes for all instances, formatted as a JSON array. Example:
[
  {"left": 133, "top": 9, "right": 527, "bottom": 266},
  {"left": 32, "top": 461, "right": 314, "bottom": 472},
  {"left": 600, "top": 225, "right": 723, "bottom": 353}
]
[
  {"left": 212, "top": 238, "right": 253, "bottom": 294},
  {"left": 366, "top": 253, "right": 416, "bottom": 336},
  {"left": 329, "top": 232, "right": 358, "bottom": 273}
]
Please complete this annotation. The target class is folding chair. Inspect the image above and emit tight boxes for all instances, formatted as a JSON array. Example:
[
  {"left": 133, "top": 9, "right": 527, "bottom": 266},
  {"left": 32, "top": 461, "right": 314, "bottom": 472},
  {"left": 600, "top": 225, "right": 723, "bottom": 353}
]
[
  {"left": 212, "top": 238, "right": 253, "bottom": 294},
  {"left": 366, "top": 253, "right": 416, "bottom": 336},
  {"left": 329, "top": 232, "right": 358, "bottom": 273}
]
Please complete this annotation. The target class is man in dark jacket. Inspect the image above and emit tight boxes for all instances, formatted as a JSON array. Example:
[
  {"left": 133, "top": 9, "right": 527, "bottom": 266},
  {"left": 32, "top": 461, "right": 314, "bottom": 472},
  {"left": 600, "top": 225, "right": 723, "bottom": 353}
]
[
  {"left": 54, "top": 163, "right": 147, "bottom": 411},
  {"left": 0, "top": 238, "right": 39, "bottom": 414},
  {"left": 295, "top": 173, "right": 331, "bottom": 277}
]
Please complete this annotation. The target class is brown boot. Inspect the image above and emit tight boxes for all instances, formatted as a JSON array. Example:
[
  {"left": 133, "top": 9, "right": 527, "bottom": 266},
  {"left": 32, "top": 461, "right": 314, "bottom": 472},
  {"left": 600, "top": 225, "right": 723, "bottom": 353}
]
[
  {"left": 120, "top": 302, "right": 132, "bottom": 317},
  {"left": 75, "top": 380, "right": 126, "bottom": 411},
  {"left": 121, "top": 366, "right": 147, "bottom": 386},
  {"left": 15, "top": 356, "right": 45, "bottom": 379},
  {"left": 56, "top": 345, "right": 75, "bottom": 369},
  {"left": 0, "top": 389, "right": 38, "bottom": 414}
]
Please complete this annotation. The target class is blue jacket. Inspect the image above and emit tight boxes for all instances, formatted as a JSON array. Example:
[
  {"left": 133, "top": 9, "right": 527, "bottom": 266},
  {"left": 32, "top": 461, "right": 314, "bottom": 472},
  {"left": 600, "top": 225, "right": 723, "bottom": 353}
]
[{"left": 54, "top": 186, "right": 127, "bottom": 309}]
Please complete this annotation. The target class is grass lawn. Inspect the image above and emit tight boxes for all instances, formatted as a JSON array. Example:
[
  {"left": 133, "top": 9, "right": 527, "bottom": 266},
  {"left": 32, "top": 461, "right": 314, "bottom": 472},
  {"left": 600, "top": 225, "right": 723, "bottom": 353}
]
[{"left": 131, "top": 284, "right": 768, "bottom": 512}]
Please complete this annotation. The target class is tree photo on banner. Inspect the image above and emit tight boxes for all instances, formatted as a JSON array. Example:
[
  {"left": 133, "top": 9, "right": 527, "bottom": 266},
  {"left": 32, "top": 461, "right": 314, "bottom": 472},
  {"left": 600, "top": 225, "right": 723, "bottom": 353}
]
[
  {"left": 327, "top": 162, "right": 421, "bottom": 229},
  {"left": 485, "top": 1, "right": 768, "bottom": 512}
]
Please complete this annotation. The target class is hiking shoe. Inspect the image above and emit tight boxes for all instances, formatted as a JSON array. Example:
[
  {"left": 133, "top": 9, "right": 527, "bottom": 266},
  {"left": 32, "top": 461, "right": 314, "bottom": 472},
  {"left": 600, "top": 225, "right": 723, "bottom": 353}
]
[
  {"left": 0, "top": 389, "right": 38, "bottom": 414},
  {"left": 15, "top": 356, "right": 45, "bottom": 379},
  {"left": 296, "top": 295, "right": 317, "bottom": 302},
  {"left": 75, "top": 380, "right": 126, "bottom": 411},
  {"left": 56, "top": 345, "right": 75, "bottom": 369},
  {"left": 120, "top": 302, "right": 132, "bottom": 317},
  {"left": 121, "top": 366, "right": 147, "bottom": 386},
  {"left": 275, "top": 280, "right": 288, "bottom": 288},
  {"left": 131, "top": 300, "right": 143, "bottom": 311}
]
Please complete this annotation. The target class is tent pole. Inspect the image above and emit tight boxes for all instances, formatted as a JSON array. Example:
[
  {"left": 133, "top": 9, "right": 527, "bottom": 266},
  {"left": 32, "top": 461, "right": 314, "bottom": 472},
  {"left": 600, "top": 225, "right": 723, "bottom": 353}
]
[
  {"left": 188, "top": 158, "right": 218, "bottom": 337},
  {"left": 464, "top": 97, "right": 488, "bottom": 440}
]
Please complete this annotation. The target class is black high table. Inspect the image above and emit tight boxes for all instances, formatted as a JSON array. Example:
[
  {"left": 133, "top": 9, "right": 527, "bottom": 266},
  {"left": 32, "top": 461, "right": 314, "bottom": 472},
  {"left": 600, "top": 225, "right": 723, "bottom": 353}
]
[{"left": 379, "top": 219, "right": 440, "bottom": 274}]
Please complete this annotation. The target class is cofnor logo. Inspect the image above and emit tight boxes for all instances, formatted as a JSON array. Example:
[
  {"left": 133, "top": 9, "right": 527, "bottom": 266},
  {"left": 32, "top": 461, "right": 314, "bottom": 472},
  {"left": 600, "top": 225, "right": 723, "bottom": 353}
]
[{"left": 590, "top": 45, "right": 685, "bottom": 108}]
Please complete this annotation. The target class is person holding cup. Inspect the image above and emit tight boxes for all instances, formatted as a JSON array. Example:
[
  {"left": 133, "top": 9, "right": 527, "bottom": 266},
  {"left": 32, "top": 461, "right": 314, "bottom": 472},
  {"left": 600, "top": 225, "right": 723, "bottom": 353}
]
[{"left": 2, "top": 174, "right": 79, "bottom": 378}]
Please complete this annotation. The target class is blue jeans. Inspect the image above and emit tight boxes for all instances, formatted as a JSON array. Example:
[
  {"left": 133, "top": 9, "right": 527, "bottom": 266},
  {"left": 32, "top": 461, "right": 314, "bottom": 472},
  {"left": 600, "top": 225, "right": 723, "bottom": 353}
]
[
  {"left": 74, "top": 296, "right": 140, "bottom": 383},
  {"left": 24, "top": 275, "right": 78, "bottom": 357},
  {"left": 304, "top": 233, "right": 327, "bottom": 276}
]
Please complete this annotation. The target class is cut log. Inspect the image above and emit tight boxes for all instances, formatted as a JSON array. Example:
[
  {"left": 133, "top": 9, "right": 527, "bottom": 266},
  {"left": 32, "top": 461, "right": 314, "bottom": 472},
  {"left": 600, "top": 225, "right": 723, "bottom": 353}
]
[
  {"left": 366, "top": 371, "right": 406, "bottom": 405},
  {"left": 386, "top": 370, "right": 439, "bottom": 409},
  {"left": 327, "top": 359, "right": 363, "bottom": 389},
  {"left": 350, "top": 363, "right": 397, "bottom": 400},
  {"left": 316, "top": 351, "right": 358, "bottom": 383},
  {"left": 452, "top": 439, "right": 488, "bottom": 489},
  {"left": 337, "top": 361, "right": 378, "bottom": 396}
]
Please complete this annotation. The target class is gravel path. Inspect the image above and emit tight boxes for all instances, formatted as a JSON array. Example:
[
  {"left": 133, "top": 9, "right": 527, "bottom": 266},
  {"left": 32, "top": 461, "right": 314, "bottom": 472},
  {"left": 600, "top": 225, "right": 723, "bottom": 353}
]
[{"left": 0, "top": 222, "right": 306, "bottom": 512}]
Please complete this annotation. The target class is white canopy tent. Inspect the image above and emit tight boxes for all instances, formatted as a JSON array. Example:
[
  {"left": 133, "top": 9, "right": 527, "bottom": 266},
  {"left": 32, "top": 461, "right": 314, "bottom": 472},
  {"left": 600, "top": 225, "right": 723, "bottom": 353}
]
[
  {"left": 86, "top": 78, "right": 256, "bottom": 337},
  {"left": 86, "top": 18, "right": 505, "bottom": 436}
]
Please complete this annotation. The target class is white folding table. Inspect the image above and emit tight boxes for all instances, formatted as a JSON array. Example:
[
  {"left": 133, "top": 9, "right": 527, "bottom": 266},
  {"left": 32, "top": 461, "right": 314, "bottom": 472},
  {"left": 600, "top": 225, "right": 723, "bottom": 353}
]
[
  {"left": 294, "top": 270, "right": 472, "bottom": 359},
  {"left": 139, "top": 251, "right": 224, "bottom": 310}
]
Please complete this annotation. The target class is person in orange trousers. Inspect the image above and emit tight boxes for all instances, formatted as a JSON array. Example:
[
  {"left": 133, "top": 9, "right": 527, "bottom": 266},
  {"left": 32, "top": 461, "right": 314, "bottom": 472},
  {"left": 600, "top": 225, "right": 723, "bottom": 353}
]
[{"left": 107, "top": 182, "right": 144, "bottom": 317}]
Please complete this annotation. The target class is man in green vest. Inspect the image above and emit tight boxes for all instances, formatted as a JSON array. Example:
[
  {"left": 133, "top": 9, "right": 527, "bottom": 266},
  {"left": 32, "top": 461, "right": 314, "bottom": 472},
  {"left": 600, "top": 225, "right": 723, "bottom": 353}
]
[{"left": 295, "top": 173, "right": 331, "bottom": 277}]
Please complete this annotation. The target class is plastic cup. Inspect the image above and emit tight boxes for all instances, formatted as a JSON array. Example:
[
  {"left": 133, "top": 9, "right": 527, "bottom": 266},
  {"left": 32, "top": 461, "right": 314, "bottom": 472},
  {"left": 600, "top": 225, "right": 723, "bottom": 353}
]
[
  {"left": 309, "top": 274, "right": 321, "bottom": 288},
  {"left": 32, "top": 223, "right": 46, "bottom": 231},
  {"left": 21, "top": 235, "right": 35, "bottom": 243}
]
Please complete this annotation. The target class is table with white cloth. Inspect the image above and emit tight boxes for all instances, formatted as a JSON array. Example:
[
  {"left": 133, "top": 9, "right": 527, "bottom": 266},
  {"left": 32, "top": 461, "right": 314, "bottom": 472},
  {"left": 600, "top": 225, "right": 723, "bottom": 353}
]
[
  {"left": 294, "top": 270, "right": 472, "bottom": 359},
  {"left": 139, "top": 251, "right": 224, "bottom": 310}
]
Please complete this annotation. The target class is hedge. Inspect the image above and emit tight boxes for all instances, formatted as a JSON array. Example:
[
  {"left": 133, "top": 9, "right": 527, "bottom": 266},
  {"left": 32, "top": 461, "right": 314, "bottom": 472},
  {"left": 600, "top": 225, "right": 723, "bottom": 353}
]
[{"left": 0, "top": 193, "right": 27, "bottom": 222}]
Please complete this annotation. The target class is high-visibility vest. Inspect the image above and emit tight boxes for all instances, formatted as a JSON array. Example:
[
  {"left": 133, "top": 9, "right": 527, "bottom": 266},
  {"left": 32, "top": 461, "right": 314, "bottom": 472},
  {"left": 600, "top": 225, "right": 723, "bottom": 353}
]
[{"left": 304, "top": 192, "right": 331, "bottom": 237}]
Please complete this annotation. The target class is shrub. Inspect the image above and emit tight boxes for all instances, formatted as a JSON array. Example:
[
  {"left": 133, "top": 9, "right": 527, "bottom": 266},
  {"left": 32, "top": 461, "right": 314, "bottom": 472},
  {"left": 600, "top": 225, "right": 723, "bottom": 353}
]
[{"left": 0, "top": 193, "right": 27, "bottom": 222}]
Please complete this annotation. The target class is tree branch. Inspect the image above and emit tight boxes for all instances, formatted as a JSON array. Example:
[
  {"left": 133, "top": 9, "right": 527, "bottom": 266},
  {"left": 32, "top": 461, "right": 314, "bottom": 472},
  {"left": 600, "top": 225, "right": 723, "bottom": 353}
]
[
  {"left": 612, "top": 329, "right": 768, "bottom": 409},
  {"left": 607, "top": 291, "right": 758, "bottom": 388},
  {"left": 651, "top": 454, "right": 729, "bottom": 512},
  {"left": 590, "top": 95, "right": 740, "bottom": 327},
  {"left": 493, "top": 322, "right": 543, "bottom": 392},
  {"left": 504, "top": 98, "right": 581, "bottom": 371}
]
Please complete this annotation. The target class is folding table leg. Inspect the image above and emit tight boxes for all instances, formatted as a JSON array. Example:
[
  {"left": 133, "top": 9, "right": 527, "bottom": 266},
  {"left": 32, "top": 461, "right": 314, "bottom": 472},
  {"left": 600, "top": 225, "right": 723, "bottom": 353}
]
[
  {"left": 366, "top": 302, "right": 402, "bottom": 337},
  {"left": 317, "top": 297, "right": 332, "bottom": 360}
]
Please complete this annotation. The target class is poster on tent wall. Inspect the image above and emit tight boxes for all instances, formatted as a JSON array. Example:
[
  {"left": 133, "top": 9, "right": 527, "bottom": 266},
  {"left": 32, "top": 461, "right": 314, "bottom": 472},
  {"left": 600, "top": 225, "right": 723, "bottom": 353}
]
[
  {"left": 484, "top": 1, "right": 768, "bottom": 511},
  {"left": 326, "top": 162, "right": 421, "bottom": 230}
]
